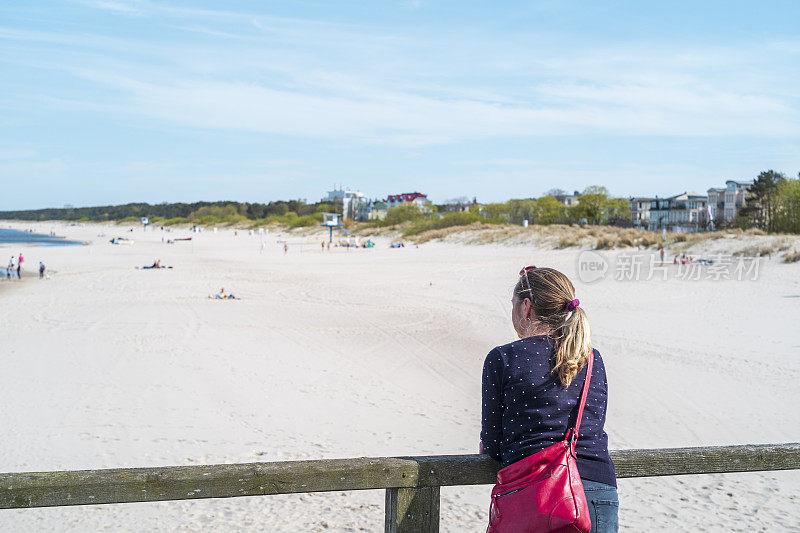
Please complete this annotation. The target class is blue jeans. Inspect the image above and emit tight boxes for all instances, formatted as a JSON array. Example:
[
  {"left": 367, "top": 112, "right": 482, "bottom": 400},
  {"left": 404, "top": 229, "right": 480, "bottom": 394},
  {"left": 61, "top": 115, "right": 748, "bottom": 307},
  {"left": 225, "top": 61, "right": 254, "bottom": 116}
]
[{"left": 582, "top": 479, "right": 619, "bottom": 533}]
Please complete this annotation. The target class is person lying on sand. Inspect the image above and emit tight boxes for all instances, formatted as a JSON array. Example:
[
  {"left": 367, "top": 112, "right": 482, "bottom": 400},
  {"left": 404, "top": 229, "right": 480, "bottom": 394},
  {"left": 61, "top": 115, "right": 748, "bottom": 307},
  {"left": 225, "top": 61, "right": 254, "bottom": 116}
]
[
  {"left": 209, "top": 288, "right": 236, "bottom": 300},
  {"left": 137, "top": 259, "right": 172, "bottom": 269}
]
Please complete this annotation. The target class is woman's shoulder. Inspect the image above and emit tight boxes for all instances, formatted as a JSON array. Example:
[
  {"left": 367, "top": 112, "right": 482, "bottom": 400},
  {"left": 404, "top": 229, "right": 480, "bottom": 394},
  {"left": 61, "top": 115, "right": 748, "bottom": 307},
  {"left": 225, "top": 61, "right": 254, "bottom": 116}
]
[{"left": 489, "top": 336, "right": 553, "bottom": 359}]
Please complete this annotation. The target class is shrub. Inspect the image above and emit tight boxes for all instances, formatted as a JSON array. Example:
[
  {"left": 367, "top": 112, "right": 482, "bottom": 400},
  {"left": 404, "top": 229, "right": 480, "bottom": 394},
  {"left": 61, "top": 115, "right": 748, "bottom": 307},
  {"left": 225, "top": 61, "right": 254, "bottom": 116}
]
[
  {"left": 382, "top": 204, "right": 427, "bottom": 226},
  {"left": 287, "top": 213, "right": 323, "bottom": 228},
  {"left": 635, "top": 235, "right": 659, "bottom": 247},
  {"left": 558, "top": 235, "right": 580, "bottom": 248},
  {"left": 595, "top": 237, "right": 615, "bottom": 249},
  {"left": 735, "top": 245, "right": 776, "bottom": 257},
  {"left": 784, "top": 249, "right": 800, "bottom": 263},
  {"left": 116, "top": 216, "right": 139, "bottom": 224},
  {"left": 403, "top": 211, "right": 483, "bottom": 236},
  {"left": 163, "top": 217, "right": 188, "bottom": 226},
  {"left": 250, "top": 211, "right": 322, "bottom": 228}
]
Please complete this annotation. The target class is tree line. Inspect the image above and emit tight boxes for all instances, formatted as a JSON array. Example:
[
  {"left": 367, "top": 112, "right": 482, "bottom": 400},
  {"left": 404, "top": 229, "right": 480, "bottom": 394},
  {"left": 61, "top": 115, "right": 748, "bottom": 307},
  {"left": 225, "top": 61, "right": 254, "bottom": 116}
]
[
  {"left": 0, "top": 200, "right": 335, "bottom": 227},
  {"left": 377, "top": 186, "right": 630, "bottom": 236},
  {"left": 2, "top": 174, "right": 798, "bottom": 234},
  {"left": 736, "top": 170, "right": 800, "bottom": 234}
]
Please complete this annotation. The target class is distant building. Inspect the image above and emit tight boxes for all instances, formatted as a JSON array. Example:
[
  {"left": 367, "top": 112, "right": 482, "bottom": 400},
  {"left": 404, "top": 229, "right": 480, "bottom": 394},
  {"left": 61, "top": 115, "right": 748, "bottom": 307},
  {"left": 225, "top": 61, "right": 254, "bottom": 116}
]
[
  {"left": 648, "top": 192, "right": 709, "bottom": 233},
  {"left": 387, "top": 192, "right": 432, "bottom": 212},
  {"left": 437, "top": 197, "right": 474, "bottom": 213},
  {"left": 552, "top": 190, "right": 580, "bottom": 207},
  {"left": 707, "top": 180, "right": 752, "bottom": 225},
  {"left": 629, "top": 197, "right": 654, "bottom": 228},
  {"left": 324, "top": 188, "right": 366, "bottom": 220},
  {"left": 358, "top": 199, "right": 387, "bottom": 221}
]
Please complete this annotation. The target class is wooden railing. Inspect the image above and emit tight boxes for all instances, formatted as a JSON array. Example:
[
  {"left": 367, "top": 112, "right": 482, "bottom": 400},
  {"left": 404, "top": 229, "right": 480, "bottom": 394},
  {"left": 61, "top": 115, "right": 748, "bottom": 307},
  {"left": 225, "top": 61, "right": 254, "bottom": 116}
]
[{"left": 1, "top": 443, "right": 798, "bottom": 532}]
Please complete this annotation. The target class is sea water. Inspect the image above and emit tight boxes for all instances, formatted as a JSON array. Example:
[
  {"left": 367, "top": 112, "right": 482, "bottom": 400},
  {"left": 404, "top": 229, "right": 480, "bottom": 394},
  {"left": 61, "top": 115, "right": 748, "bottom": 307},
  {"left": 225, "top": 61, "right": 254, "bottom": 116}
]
[{"left": 0, "top": 228, "right": 84, "bottom": 247}]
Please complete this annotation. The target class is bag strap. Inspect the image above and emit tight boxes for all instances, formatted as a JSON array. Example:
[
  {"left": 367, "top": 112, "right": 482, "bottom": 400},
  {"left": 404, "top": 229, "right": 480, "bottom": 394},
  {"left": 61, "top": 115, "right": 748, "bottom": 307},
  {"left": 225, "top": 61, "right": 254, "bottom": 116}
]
[{"left": 567, "top": 351, "right": 594, "bottom": 443}]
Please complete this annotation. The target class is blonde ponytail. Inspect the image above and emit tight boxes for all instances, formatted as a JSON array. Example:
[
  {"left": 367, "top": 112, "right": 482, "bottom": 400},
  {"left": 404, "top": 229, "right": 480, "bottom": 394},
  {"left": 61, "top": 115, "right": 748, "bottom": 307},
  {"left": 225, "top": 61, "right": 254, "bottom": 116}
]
[{"left": 552, "top": 306, "right": 592, "bottom": 387}]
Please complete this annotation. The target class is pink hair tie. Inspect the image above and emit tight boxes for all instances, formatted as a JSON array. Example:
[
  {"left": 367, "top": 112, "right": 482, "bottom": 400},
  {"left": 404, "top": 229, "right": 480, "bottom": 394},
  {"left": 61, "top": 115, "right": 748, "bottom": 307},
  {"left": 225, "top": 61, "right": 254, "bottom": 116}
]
[{"left": 566, "top": 298, "right": 580, "bottom": 312}]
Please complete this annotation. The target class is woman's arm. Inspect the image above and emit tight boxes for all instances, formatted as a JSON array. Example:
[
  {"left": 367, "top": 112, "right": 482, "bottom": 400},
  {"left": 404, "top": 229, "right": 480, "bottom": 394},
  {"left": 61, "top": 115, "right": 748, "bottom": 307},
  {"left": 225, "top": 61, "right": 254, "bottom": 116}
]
[{"left": 480, "top": 348, "right": 504, "bottom": 461}]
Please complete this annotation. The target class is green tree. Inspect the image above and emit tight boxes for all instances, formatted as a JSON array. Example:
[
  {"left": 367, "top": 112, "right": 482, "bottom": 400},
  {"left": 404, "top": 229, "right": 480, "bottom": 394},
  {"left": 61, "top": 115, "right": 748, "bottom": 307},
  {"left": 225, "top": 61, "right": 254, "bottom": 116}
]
[
  {"left": 479, "top": 202, "right": 511, "bottom": 222},
  {"left": 505, "top": 199, "right": 538, "bottom": 225},
  {"left": 533, "top": 196, "right": 569, "bottom": 225},
  {"left": 741, "top": 170, "right": 787, "bottom": 232},
  {"left": 382, "top": 203, "right": 426, "bottom": 226},
  {"left": 572, "top": 186, "right": 626, "bottom": 225},
  {"left": 773, "top": 177, "right": 800, "bottom": 234}
]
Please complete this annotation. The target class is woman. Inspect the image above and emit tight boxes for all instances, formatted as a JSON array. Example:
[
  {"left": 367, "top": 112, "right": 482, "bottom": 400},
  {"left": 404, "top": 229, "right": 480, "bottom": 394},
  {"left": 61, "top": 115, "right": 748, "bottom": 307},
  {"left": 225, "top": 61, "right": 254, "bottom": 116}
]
[{"left": 481, "top": 266, "right": 618, "bottom": 532}]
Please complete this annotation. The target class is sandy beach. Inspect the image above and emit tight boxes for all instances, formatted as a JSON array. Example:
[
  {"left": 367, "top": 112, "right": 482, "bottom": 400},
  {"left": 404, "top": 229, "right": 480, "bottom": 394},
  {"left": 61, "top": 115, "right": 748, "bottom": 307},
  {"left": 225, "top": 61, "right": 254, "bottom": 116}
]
[{"left": 1, "top": 222, "right": 798, "bottom": 532}]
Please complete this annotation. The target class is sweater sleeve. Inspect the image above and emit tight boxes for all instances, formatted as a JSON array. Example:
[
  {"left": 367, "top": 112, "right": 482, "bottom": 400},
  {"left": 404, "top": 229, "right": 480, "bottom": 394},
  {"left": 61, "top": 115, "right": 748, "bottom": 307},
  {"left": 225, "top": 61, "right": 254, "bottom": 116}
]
[{"left": 481, "top": 348, "right": 504, "bottom": 461}]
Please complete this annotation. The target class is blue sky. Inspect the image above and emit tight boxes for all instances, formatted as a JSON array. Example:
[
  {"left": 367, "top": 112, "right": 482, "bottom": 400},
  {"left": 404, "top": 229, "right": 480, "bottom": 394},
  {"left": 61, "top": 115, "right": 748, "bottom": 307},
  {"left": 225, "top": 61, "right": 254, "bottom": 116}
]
[{"left": 1, "top": 0, "right": 799, "bottom": 210}]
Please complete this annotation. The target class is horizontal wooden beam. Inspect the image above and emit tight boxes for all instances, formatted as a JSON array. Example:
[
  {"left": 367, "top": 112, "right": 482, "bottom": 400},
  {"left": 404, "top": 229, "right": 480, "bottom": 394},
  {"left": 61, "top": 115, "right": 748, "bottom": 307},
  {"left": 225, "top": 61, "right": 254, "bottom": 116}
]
[{"left": 0, "top": 443, "right": 797, "bottom": 509}]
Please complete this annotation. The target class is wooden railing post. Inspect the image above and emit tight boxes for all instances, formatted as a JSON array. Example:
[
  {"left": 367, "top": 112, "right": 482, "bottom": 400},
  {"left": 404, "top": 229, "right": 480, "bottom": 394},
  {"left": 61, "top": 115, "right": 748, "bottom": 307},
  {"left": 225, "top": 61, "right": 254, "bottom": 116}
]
[{"left": 385, "top": 486, "right": 440, "bottom": 533}]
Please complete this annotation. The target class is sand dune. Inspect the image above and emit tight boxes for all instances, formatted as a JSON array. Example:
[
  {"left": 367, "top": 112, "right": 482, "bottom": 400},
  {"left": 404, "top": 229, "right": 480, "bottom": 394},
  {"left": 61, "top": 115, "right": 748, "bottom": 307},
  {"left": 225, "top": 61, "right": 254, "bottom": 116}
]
[{"left": 1, "top": 222, "right": 798, "bottom": 532}]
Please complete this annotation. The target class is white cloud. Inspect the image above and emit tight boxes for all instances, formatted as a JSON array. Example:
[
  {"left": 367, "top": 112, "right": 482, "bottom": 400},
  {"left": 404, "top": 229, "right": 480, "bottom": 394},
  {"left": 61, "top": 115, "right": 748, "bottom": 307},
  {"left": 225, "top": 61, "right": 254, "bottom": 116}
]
[
  {"left": 70, "top": 0, "right": 144, "bottom": 16},
  {"left": 2, "top": 4, "right": 799, "bottom": 146}
]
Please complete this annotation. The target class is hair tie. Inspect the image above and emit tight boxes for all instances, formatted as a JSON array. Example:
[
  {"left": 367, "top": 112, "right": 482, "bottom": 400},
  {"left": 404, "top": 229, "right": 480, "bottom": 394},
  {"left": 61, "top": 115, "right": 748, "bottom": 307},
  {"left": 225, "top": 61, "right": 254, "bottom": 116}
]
[{"left": 566, "top": 298, "right": 580, "bottom": 312}]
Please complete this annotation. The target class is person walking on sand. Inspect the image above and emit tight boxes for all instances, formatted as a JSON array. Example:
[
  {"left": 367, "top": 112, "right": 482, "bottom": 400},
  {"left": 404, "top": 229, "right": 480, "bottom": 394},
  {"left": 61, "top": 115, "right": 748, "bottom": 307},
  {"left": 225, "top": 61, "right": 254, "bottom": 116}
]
[
  {"left": 6, "top": 256, "right": 12, "bottom": 279},
  {"left": 659, "top": 247, "right": 665, "bottom": 264},
  {"left": 284, "top": 243, "right": 288, "bottom": 254},
  {"left": 480, "top": 266, "right": 617, "bottom": 532},
  {"left": 39, "top": 261, "right": 46, "bottom": 279}
]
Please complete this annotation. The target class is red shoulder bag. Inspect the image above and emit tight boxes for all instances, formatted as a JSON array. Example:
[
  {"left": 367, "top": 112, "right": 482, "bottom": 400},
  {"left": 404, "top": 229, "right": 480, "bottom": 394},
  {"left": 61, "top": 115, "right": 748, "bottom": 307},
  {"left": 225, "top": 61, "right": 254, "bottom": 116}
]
[{"left": 486, "top": 354, "right": 593, "bottom": 533}]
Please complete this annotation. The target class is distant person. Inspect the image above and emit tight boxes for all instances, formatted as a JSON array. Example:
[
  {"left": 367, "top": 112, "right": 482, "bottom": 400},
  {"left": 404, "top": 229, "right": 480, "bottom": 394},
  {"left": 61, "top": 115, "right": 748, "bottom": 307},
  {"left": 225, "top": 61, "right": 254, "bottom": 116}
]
[
  {"left": 284, "top": 243, "right": 288, "bottom": 254},
  {"left": 659, "top": 248, "right": 665, "bottom": 263},
  {"left": 18, "top": 252, "right": 24, "bottom": 268},
  {"left": 139, "top": 259, "right": 168, "bottom": 269},
  {"left": 480, "top": 266, "right": 617, "bottom": 532},
  {"left": 321, "top": 241, "right": 325, "bottom": 251},
  {"left": 209, "top": 287, "right": 236, "bottom": 300},
  {"left": 39, "top": 261, "right": 45, "bottom": 279},
  {"left": 16, "top": 260, "right": 21, "bottom": 279},
  {"left": 6, "top": 256, "right": 12, "bottom": 279},
  {"left": 326, "top": 241, "right": 330, "bottom": 251}
]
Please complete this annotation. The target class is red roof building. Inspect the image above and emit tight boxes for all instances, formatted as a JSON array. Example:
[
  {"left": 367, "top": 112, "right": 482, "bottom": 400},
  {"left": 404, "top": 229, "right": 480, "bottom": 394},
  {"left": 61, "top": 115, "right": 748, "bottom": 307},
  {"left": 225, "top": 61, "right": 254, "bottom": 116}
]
[{"left": 387, "top": 192, "right": 429, "bottom": 208}]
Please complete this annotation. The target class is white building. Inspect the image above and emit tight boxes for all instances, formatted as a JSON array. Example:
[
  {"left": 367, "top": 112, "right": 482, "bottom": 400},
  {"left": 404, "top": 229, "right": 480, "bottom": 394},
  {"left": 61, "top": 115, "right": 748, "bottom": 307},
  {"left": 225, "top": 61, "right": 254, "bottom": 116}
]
[
  {"left": 553, "top": 191, "right": 580, "bottom": 207},
  {"left": 648, "top": 192, "right": 709, "bottom": 233},
  {"left": 707, "top": 180, "right": 752, "bottom": 225},
  {"left": 324, "top": 188, "right": 366, "bottom": 220},
  {"left": 629, "top": 197, "right": 654, "bottom": 228},
  {"left": 387, "top": 192, "right": 432, "bottom": 212},
  {"left": 357, "top": 199, "right": 387, "bottom": 221}
]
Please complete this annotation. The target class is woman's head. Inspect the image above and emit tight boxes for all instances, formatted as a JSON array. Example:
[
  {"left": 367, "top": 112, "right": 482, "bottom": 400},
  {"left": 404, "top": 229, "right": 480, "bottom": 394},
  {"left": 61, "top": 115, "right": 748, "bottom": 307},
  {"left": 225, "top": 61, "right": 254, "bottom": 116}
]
[{"left": 512, "top": 266, "right": 592, "bottom": 387}]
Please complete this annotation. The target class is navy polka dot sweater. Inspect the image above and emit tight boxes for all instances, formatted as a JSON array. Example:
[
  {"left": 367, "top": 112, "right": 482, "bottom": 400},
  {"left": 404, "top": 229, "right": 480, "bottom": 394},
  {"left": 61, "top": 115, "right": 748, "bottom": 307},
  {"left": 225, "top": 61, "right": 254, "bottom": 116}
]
[{"left": 481, "top": 335, "right": 616, "bottom": 487}]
